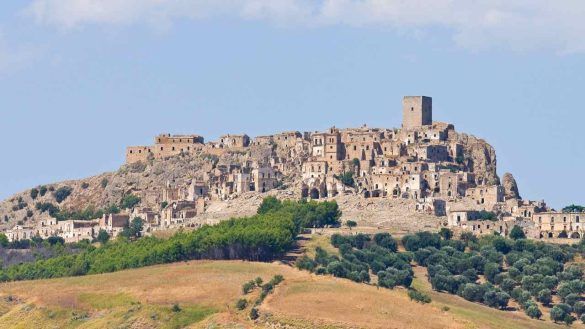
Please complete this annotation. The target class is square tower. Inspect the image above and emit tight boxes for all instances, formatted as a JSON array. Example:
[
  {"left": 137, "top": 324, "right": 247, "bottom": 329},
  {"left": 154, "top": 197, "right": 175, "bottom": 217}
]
[{"left": 402, "top": 96, "right": 432, "bottom": 129}]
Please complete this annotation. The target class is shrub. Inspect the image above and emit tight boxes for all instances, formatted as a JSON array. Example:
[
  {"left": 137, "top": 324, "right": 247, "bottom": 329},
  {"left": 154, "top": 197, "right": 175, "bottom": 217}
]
[
  {"left": 81, "top": 182, "right": 90, "bottom": 189},
  {"left": 242, "top": 281, "right": 255, "bottom": 294},
  {"left": 478, "top": 211, "right": 497, "bottom": 221},
  {"left": 255, "top": 277, "right": 263, "bottom": 286},
  {"left": 270, "top": 275, "right": 284, "bottom": 286},
  {"left": 120, "top": 194, "right": 141, "bottom": 210},
  {"left": 345, "top": 220, "right": 357, "bottom": 230},
  {"left": 100, "top": 178, "right": 108, "bottom": 188},
  {"left": 235, "top": 298, "right": 247, "bottom": 310},
  {"left": 337, "top": 172, "right": 354, "bottom": 187},
  {"left": 249, "top": 307, "right": 259, "bottom": 320},
  {"left": 39, "top": 186, "right": 47, "bottom": 196},
  {"left": 30, "top": 188, "right": 39, "bottom": 200},
  {"left": 53, "top": 186, "right": 73, "bottom": 203},
  {"left": 408, "top": 289, "right": 431, "bottom": 304},
  {"left": 171, "top": 304, "right": 181, "bottom": 312},
  {"left": 296, "top": 255, "right": 317, "bottom": 272}
]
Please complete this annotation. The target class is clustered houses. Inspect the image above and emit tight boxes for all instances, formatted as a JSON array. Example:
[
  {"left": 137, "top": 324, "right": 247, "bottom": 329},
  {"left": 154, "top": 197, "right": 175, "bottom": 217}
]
[
  {"left": 120, "top": 96, "right": 585, "bottom": 240},
  {"left": 5, "top": 96, "right": 577, "bottom": 243},
  {"left": 6, "top": 214, "right": 130, "bottom": 243}
]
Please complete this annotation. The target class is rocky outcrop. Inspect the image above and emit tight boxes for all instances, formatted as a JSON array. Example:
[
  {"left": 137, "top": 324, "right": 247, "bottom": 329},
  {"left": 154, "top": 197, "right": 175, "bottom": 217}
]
[
  {"left": 502, "top": 172, "right": 521, "bottom": 200},
  {"left": 0, "top": 152, "right": 249, "bottom": 230},
  {"left": 455, "top": 133, "right": 500, "bottom": 186}
]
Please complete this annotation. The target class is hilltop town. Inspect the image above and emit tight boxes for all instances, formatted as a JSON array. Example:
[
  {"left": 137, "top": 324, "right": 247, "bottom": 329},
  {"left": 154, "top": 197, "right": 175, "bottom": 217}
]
[{"left": 0, "top": 96, "right": 582, "bottom": 243}]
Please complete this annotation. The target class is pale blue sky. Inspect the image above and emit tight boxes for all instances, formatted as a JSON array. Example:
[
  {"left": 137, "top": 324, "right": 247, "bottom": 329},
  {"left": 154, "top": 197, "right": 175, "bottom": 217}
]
[{"left": 0, "top": 1, "right": 584, "bottom": 209}]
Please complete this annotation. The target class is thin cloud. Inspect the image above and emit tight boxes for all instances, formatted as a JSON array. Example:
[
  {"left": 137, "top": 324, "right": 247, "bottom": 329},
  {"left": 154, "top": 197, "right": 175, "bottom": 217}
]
[{"left": 24, "top": 0, "right": 585, "bottom": 54}]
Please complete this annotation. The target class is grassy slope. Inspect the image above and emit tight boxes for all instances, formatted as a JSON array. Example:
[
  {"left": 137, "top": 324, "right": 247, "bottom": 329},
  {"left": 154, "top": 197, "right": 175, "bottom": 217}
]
[{"left": 0, "top": 259, "right": 573, "bottom": 329}]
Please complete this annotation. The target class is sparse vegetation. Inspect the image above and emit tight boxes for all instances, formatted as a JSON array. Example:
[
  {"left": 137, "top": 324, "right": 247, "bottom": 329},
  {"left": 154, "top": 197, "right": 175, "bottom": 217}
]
[
  {"left": 120, "top": 194, "right": 141, "bottom": 210},
  {"left": 336, "top": 172, "right": 355, "bottom": 187},
  {"left": 408, "top": 289, "right": 432, "bottom": 304},
  {"left": 345, "top": 220, "right": 357, "bottom": 231},
  {"left": 53, "top": 186, "right": 73, "bottom": 203},
  {"left": 39, "top": 186, "right": 48, "bottom": 196},
  {"left": 30, "top": 188, "right": 39, "bottom": 200},
  {"left": 236, "top": 298, "right": 248, "bottom": 310}
]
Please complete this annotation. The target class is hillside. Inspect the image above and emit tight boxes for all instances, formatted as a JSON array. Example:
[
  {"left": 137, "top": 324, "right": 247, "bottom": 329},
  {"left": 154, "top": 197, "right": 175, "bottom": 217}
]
[
  {"left": 1, "top": 96, "right": 512, "bottom": 239},
  {"left": 0, "top": 259, "right": 567, "bottom": 329}
]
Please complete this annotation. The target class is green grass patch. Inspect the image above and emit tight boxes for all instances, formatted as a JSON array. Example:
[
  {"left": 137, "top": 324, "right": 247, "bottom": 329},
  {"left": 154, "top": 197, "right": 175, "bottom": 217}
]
[
  {"left": 78, "top": 292, "right": 138, "bottom": 310},
  {"left": 304, "top": 234, "right": 339, "bottom": 258},
  {"left": 156, "top": 304, "right": 216, "bottom": 329}
]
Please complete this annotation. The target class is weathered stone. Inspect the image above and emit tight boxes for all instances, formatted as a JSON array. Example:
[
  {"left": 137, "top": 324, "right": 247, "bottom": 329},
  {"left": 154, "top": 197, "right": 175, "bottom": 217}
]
[{"left": 502, "top": 172, "right": 521, "bottom": 200}]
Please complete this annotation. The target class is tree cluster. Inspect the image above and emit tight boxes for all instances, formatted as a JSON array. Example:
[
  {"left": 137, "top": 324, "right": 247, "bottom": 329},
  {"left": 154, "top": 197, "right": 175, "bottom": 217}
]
[
  {"left": 406, "top": 230, "right": 584, "bottom": 321},
  {"left": 297, "top": 233, "right": 412, "bottom": 289},
  {"left": 0, "top": 198, "right": 337, "bottom": 282}
]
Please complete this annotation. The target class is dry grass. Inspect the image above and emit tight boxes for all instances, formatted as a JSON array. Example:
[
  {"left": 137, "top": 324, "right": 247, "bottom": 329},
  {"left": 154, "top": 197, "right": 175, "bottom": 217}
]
[{"left": 0, "top": 259, "right": 577, "bottom": 329}]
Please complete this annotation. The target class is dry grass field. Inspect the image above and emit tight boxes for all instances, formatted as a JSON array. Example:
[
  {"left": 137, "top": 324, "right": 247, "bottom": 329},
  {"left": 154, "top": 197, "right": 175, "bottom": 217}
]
[{"left": 0, "top": 257, "right": 576, "bottom": 329}]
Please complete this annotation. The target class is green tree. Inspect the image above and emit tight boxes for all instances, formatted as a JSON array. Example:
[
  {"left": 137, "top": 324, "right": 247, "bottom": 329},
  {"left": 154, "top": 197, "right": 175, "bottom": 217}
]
[
  {"left": 120, "top": 194, "right": 141, "bottom": 210},
  {"left": 537, "top": 289, "right": 552, "bottom": 306},
  {"left": 130, "top": 217, "right": 144, "bottom": 237},
  {"left": 439, "top": 228, "right": 453, "bottom": 240},
  {"left": 337, "top": 172, "right": 354, "bottom": 187},
  {"left": 0, "top": 233, "right": 8, "bottom": 247},
  {"left": 562, "top": 204, "right": 585, "bottom": 213},
  {"left": 53, "top": 186, "right": 73, "bottom": 203},
  {"left": 96, "top": 229, "right": 110, "bottom": 245},
  {"left": 550, "top": 305, "right": 568, "bottom": 323},
  {"left": 345, "top": 220, "right": 357, "bottom": 231},
  {"left": 526, "top": 305, "right": 542, "bottom": 319},
  {"left": 257, "top": 196, "right": 282, "bottom": 214},
  {"left": 509, "top": 226, "right": 526, "bottom": 240}
]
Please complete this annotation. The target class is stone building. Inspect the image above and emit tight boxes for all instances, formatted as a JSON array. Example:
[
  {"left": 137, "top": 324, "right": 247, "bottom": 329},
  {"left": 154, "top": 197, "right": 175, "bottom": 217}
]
[
  {"left": 402, "top": 96, "right": 432, "bottom": 129},
  {"left": 532, "top": 212, "right": 583, "bottom": 239},
  {"left": 126, "top": 134, "right": 205, "bottom": 163}
]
